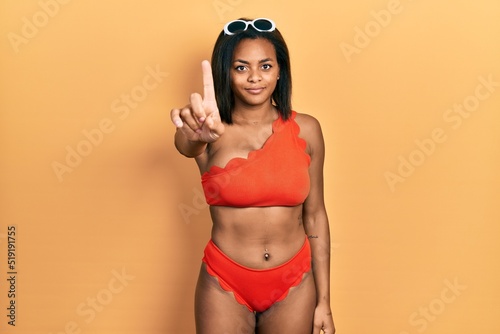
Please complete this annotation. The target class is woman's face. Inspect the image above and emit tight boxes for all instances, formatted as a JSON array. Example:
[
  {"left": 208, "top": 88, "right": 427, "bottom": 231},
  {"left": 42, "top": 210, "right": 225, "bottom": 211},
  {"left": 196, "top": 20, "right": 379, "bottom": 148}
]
[{"left": 230, "top": 38, "right": 280, "bottom": 109}]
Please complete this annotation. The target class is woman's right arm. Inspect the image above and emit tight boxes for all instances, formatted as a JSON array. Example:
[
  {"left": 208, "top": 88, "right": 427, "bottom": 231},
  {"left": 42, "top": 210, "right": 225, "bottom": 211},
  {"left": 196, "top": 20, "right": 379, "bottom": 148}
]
[
  {"left": 170, "top": 60, "right": 224, "bottom": 158},
  {"left": 173, "top": 126, "right": 208, "bottom": 158}
]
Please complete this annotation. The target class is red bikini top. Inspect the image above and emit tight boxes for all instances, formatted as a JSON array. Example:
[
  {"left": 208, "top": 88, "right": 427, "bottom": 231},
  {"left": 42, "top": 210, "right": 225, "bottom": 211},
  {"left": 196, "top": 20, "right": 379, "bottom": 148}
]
[{"left": 201, "top": 111, "right": 311, "bottom": 207}]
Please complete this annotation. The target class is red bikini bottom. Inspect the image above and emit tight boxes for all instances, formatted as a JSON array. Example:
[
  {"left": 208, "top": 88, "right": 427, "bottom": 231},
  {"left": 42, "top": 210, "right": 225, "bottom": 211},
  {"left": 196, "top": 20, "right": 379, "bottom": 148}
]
[{"left": 202, "top": 236, "right": 311, "bottom": 313}]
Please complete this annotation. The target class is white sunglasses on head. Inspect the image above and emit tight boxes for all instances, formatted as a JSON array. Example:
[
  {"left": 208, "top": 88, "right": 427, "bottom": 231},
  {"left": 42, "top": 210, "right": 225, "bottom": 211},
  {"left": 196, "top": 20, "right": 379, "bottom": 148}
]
[{"left": 223, "top": 18, "right": 276, "bottom": 36}]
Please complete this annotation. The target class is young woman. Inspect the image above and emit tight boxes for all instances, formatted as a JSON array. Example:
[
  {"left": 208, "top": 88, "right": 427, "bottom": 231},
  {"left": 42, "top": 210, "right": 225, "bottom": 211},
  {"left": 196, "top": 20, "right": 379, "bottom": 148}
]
[{"left": 171, "top": 18, "right": 335, "bottom": 334}]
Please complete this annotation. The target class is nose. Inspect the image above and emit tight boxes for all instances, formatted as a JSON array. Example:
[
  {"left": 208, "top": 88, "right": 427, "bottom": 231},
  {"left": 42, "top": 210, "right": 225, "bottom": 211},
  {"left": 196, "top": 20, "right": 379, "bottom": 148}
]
[{"left": 247, "top": 70, "right": 262, "bottom": 82}]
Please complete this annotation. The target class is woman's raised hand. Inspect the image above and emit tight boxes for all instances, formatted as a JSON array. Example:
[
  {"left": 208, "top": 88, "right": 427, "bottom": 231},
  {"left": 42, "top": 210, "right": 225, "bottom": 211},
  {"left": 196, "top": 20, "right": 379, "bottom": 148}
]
[{"left": 171, "top": 60, "right": 225, "bottom": 143}]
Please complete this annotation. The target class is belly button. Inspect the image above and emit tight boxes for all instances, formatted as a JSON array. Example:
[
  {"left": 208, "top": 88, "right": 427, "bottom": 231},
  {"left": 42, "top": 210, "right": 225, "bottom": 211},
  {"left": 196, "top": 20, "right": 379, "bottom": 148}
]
[{"left": 264, "top": 249, "right": 270, "bottom": 261}]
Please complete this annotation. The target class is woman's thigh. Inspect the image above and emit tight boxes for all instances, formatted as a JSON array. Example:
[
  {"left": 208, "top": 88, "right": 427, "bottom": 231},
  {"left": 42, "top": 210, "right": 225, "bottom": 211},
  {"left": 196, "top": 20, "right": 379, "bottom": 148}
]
[
  {"left": 195, "top": 264, "right": 256, "bottom": 334},
  {"left": 256, "top": 271, "right": 316, "bottom": 334}
]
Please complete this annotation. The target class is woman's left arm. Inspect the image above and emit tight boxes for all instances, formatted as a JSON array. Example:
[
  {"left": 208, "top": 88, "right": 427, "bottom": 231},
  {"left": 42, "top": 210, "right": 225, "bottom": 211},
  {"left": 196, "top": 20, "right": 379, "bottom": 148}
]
[{"left": 298, "top": 113, "right": 336, "bottom": 334}]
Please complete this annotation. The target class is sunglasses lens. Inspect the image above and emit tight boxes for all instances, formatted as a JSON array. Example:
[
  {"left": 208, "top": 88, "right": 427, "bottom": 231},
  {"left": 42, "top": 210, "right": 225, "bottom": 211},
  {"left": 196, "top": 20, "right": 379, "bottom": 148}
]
[
  {"left": 227, "top": 21, "right": 247, "bottom": 33},
  {"left": 253, "top": 19, "right": 273, "bottom": 31}
]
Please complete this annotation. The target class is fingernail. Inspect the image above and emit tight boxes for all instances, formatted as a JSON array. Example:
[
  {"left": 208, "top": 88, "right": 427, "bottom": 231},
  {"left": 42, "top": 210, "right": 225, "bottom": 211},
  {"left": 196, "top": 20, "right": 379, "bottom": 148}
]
[
  {"left": 196, "top": 128, "right": 202, "bottom": 134},
  {"left": 198, "top": 117, "right": 206, "bottom": 123},
  {"left": 174, "top": 120, "right": 183, "bottom": 128}
]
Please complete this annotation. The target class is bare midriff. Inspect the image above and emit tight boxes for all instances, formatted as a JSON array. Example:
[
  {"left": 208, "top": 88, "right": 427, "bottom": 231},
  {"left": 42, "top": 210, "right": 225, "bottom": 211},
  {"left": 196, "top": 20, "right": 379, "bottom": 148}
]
[{"left": 209, "top": 205, "right": 306, "bottom": 269}]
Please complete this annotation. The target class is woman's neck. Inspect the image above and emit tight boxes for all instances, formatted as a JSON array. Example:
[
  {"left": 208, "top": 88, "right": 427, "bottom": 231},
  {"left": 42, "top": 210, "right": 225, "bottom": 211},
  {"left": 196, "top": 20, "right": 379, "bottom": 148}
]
[{"left": 231, "top": 104, "right": 278, "bottom": 125}]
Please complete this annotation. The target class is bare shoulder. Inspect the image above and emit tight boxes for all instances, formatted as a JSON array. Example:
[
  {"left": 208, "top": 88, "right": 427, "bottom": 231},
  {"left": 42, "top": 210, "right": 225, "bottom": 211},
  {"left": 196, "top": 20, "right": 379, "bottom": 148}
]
[
  {"left": 293, "top": 111, "right": 325, "bottom": 155},
  {"left": 294, "top": 111, "right": 324, "bottom": 140},
  {"left": 294, "top": 111, "right": 321, "bottom": 130}
]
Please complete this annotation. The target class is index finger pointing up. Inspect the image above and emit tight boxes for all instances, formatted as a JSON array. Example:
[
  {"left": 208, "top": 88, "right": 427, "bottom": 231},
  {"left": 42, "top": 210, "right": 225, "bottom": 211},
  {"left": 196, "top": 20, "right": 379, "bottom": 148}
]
[{"left": 201, "top": 60, "right": 216, "bottom": 103}]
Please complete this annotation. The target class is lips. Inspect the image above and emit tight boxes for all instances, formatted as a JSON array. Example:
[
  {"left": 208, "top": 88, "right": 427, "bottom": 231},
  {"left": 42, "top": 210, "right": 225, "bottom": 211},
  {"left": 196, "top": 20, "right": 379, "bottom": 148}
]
[{"left": 245, "top": 87, "right": 265, "bottom": 94}]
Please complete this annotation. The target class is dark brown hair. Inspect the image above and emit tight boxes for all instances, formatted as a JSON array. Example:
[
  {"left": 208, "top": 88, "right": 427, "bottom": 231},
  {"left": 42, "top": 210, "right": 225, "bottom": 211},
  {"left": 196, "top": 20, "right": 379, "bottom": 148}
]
[{"left": 211, "top": 19, "right": 292, "bottom": 124}]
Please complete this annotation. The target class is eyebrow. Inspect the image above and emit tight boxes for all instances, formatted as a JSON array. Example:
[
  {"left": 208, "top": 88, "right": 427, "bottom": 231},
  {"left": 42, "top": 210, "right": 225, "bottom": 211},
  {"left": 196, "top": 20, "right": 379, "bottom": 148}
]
[{"left": 233, "top": 58, "right": 274, "bottom": 64}]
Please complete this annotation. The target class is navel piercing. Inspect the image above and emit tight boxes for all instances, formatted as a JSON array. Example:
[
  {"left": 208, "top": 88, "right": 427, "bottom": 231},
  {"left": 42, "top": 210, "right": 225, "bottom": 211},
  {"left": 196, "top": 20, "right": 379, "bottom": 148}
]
[{"left": 264, "top": 249, "right": 270, "bottom": 261}]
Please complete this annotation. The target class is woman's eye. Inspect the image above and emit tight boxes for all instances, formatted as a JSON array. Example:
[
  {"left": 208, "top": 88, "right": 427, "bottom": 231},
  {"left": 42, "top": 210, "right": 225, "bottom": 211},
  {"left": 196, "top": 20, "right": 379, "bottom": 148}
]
[
  {"left": 235, "top": 65, "right": 246, "bottom": 71},
  {"left": 262, "top": 64, "right": 272, "bottom": 70}
]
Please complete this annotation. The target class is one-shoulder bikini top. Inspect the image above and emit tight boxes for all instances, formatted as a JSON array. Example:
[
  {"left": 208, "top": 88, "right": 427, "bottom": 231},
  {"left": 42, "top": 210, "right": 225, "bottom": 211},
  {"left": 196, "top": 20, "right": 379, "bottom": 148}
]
[{"left": 201, "top": 111, "right": 311, "bottom": 207}]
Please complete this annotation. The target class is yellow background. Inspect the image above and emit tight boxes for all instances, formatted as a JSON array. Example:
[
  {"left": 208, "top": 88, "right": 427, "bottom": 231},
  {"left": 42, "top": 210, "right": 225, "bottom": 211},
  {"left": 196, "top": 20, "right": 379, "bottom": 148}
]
[{"left": 1, "top": 0, "right": 499, "bottom": 333}]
